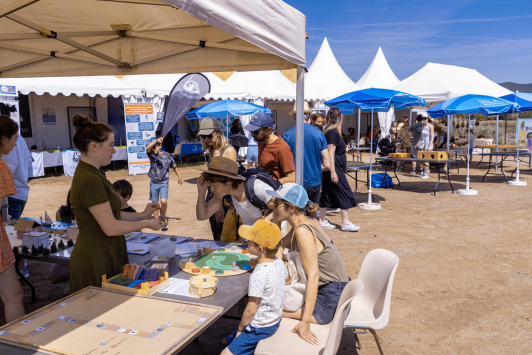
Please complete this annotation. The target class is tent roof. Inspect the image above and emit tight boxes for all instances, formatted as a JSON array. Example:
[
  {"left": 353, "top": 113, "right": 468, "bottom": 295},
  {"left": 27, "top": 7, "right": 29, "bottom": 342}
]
[
  {"left": 390, "top": 63, "right": 512, "bottom": 103},
  {"left": 223, "top": 70, "right": 296, "bottom": 101},
  {"left": 120, "top": 73, "right": 248, "bottom": 100},
  {"left": 0, "top": 75, "right": 141, "bottom": 97},
  {"left": 0, "top": 0, "right": 306, "bottom": 78},
  {"left": 356, "top": 47, "right": 399, "bottom": 89},
  {"left": 304, "top": 38, "right": 360, "bottom": 101}
]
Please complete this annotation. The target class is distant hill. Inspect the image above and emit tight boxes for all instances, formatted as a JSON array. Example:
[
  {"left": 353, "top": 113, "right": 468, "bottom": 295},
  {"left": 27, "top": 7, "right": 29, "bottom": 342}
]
[{"left": 499, "top": 82, "right": 532, "bottom": 92}]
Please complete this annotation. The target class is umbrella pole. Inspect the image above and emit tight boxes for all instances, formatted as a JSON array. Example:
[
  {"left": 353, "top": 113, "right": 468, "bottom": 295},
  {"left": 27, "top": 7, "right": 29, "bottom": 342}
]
[
  {"left": 446, "top": 115, "right": 451, "bottom": 151},
  {"left": 357, "top": 108, "right": 361, "bottom": 150},
  {"left": 458, "top": 114, "right": 478, "bottom": 195},
  {"left": 495, "top": 115, "right": 499, "bottom": 172},
  {"left": 226, "top": 113, "right": 229, "bottom": 139},
  {"left": 359, "top": 108, "right": 381, "bottom": 210},
  {"left": 509, "top": 112, "right": 527, "bottom": 186}
]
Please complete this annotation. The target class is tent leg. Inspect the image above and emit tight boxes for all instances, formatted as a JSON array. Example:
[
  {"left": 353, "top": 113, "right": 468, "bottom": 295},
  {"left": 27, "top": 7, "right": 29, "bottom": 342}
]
[
  {"left": 295, "top": 66, "right": 305, "bottom": 186},
  {"left": 509, "top": 112, "right": 526, "bottom": 186}
]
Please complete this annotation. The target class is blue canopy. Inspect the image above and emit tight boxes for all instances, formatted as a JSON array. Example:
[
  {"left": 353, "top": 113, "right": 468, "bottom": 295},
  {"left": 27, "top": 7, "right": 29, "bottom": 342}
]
[
  {"left": 185, "top": 99, "right": 271, "bottom": 120},
  {"left": 427, "top": 94, "right": 518, "bottom": 118},
  {"left": 324, "top": 88, "right": 427, "bottom": 113},
  {"left": 499, "top": 92, "right": 532, "bottom": 113}
]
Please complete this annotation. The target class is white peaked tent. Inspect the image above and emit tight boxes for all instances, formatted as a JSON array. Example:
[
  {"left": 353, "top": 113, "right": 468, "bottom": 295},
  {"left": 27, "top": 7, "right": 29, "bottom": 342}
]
[
  {"left": 120, "top": 73, "right": 247, "bottom": 100},
  {"left": 305, "top": 38, "right": 360, "bottom": 101},
  {"left": 391, "top": 63, "right": 512, "bottom": 103},
  {"left": 356, "top": 47, "right": 400, "bottom": 89},
  {"left": 0, "top": 75, "right": 141, "bottom": 98},
  {"left": 224, "top": 71, "right": 295, "bottom": 101}
]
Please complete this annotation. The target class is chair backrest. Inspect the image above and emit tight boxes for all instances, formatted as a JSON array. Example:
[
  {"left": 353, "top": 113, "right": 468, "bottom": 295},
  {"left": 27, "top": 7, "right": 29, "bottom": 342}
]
[
  {"left": 323, "top": 279, "right": 364, "bottom": 355},
  {"left": 356, "top": 249, "right": 399, "bottom": 329},
  {"left": 172, "top": 143, "right": 182, "bottom": 156},
  {"left": 359, "top": 137, "right": 366, "bottom": 146}
]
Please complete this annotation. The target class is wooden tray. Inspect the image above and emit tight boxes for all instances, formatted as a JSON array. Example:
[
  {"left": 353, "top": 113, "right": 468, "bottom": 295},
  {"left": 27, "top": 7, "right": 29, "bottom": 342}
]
[{"left": 102, "top": 272, "right": 169, "bottom": 296}]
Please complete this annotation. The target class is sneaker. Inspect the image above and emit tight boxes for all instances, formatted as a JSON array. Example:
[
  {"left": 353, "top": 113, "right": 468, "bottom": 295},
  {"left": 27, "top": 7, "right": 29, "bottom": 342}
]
[
  {"left": 326, "top": 208, "right": 340, "bottom": 213},
  {"left": 320, "top": 219, "right": 336, "bottom": 229},
  {"left": 409, "top": 170, "right": 417, "bottom": 175},
  {"left": 341, "top": 222, "right": 360, "bottom": 232},
  {"left": 161, "top": 218, "right": 169, "bottom": 231},
  {"left": 421, "top": 174, "right": 429, "bottom": 179},
  {"left": 17, "top": 267, "right": 30, "bottom": 279}
]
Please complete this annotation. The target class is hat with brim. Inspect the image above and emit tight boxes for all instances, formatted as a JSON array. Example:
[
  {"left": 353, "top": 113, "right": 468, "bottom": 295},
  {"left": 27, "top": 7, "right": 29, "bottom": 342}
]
[
  {"left": 238, "top": 220, "right": 282, "bottom": 250},
  {"left": 243, "top": 111, "right": 273, "bottom": 132},
  {"left": 289, "top": 101, "right": 313, "bottom": 115},
  {"left": 198, "top": 117, "right": 221, "bottom": 136},
  {"left": 266, "top": 182, "right": 308, "bottom": 209},
  {"left": 204, "top": 156, "right": 245, "bottom": 180}
]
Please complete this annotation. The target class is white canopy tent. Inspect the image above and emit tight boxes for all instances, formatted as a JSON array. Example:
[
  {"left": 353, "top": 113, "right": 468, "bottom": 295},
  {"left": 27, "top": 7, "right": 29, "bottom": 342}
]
[
  {"left": 391, "top": 63, "right": 512, "bottom": 103},
  {"left": 0, "top": 75, "right": 140, "bottom": 97},
  {"left": 0, "top": 0, "right": 308, "bottom": 184},
  {"left": 305, "top": 37, "right": 360, "bottom": 102},
  {"left": 356, "top": 47, "right": 400, "bottom": 89},
  {"left": 223, "top": 70, "right": 295, "bottom": 101}
]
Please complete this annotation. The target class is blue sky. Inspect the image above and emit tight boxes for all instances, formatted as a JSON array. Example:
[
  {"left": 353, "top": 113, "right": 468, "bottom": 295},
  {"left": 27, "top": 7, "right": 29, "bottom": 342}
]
[{"left": 285, "top": 0, "right": 532, "bottom": 83}]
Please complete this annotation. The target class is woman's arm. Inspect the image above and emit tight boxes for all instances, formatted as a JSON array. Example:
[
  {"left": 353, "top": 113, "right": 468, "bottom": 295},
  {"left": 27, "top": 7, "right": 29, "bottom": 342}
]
[
  {"left": 279, "top": 171, "right": 295, "bottom": 184},
  {"left": 196, "top": 174, "right": 223, "bottom": 220},
  {"left": 327, "top": 144, "right": 338, "bottom": 183},
  {"left": 223, "top": 146, "right": 237, "bottom": 162},
  {"left": 89, "top": 202, "right": 161, "bottom": 236},
  {"left": 290, "top": 227, "right": 320, "bottom": 345}
]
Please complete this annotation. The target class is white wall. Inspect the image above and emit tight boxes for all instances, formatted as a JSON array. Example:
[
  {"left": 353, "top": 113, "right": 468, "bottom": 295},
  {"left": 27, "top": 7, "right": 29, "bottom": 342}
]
[
  {"left": 26, "top": 93, "right": 108, "bottom": 149},
  {"left": 266, "top": 101, "right": 294, "bottom": 136}
]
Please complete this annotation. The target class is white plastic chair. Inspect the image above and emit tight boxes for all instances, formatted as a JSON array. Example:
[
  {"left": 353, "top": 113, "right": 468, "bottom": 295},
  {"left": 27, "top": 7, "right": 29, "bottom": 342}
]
[
  {"left": 344, "top": 249, "right": 399, "bottom": 355},
  {"left": 255, "top": 279, "right": 364, "bottom": 355},
  {"left": 171, "top": 143, "right": 182, "bottom": 164}
]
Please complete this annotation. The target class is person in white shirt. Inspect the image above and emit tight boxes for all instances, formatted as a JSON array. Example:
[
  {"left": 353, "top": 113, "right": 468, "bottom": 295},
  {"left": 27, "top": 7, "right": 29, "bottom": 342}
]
[
  {"left": 221, "top": 220, "right": 286, "bottom": 355},
  {"left": 4, "top": 134, "right": 31, "bottom": 220}
]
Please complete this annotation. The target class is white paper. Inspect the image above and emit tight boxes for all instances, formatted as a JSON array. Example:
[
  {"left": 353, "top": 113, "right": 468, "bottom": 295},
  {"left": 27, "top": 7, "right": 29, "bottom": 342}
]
[
  {"left": 126, "top": 242, "right": 150, "bottom": 255},
  {"left": 158, "top": 278, "right": 197, "bottom": 297}
]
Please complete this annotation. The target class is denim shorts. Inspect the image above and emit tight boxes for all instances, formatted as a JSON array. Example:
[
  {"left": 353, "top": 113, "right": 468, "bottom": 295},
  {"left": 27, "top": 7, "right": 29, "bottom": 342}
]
[
  {"left": 247, "top": 145, "right": 258, "bottom": 162},
  {"left": 313, "top": 281, "right": 348, "bottom": 325},
  {"left": 8, "top": 197, "right": 27, "bottom": 220},
  {"left": 150, "top": 180, "right": 169, "bottom": 201},
  {"left": 228, "top": 320, "right": 280, "bottom": 355}
]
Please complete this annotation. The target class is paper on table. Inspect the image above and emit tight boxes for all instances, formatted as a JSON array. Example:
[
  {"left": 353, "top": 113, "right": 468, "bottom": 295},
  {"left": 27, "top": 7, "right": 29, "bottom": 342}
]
[
  {"left": 126, "top": 242, "right": 150, "bottom": 255},
  {"left": 158, "top": 278, "right": 197, "bottom": 297}
]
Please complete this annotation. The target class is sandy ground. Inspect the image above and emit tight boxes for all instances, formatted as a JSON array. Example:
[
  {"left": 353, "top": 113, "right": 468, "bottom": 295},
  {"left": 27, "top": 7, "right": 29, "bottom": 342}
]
[{"left": 1, "top": 153, "right": 531, "bottom": 355}]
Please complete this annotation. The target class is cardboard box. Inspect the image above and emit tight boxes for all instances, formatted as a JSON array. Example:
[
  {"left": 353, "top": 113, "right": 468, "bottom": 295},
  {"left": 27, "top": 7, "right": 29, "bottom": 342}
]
[
  {"left": 150, "top": 263, "right": 169, "bottom": 278},
  {"left": 150, "top": 256, "right": 170, "bottom": 264},
  {"left": 15, "top": 220, "right": 42, "bottom": 239},
  {"left": 22, "top": 232, "right": 49, "bottom": 249}
]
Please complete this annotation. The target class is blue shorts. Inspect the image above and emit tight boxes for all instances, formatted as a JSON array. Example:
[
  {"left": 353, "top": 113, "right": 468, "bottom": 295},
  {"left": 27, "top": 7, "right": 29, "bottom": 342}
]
[
  {"left": 247, "top": 145, "right": 258, "bottom": 162},
  {"left": 8, "top": 197, "right": 27, "bottom": 220},
  {"left": 313, "top": 282, "right": 348, "bottom": 325},
  {"left": 150, "top": 180, "right": 168, "bottom": 201},
  {"left": 228, "top": 320, "right": 280, "bottom": 355}
]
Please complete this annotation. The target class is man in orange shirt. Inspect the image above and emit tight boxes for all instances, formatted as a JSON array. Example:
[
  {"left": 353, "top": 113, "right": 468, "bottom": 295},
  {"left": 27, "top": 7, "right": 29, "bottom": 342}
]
[{"left": 244, "top": 112, "right": 295, "bottom": 184}]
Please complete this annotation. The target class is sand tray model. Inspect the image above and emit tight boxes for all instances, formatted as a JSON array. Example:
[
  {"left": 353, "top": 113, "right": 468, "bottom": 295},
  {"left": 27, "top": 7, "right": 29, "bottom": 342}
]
[
  {"left": 179, "top": 248, "right": 256, "bottom": 277},
  {"left": 0, "top": 287, "right": 222, "bottom": 355}
]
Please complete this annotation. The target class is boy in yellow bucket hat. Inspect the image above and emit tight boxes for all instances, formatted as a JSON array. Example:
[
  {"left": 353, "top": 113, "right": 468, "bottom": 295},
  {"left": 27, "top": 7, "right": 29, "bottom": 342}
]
[{"left": 221, "top": 220, "right": 287, "bottom": 355}]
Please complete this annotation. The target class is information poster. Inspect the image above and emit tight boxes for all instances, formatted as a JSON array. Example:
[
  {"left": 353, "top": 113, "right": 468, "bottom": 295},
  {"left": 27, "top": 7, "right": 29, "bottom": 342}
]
[
  {"left": 28, "top": 151, "right": 44, "bottom": 178},
  {"left": 517, "top": 118, "right": 532, "bottom": 149},
  {"left": 0, "top": 100, "right": 19, "bottom": 133},
  {"left": 62, "top": 150, "right": 82, "bottom": 177},
  {"left": 124, "top": 104, "right": 156, "bottom": 175},
  {"left": 42, "top": 108, "right": 56, "bottom": 126}
]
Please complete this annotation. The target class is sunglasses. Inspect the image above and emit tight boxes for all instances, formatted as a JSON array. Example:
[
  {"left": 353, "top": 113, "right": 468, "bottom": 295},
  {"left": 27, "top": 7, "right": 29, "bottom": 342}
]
[
  {"left": 200, "top": 133, "right": 213, "bottom": 139},
  {"left": 251, "top": 128, "right": 266, "bottom": 136}
]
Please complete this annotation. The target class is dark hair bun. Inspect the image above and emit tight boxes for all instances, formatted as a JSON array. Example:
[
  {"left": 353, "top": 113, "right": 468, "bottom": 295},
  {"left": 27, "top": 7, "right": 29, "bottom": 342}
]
[{"left": 72, "top": 115, "right": 92, "bottom": 130}]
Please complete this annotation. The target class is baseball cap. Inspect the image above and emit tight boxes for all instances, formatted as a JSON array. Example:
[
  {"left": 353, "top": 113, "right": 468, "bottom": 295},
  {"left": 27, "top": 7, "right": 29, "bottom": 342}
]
[
  {"left": 243, "top": 112, "right": 273, "bottom": 132},
  {"left": 198, "top": 117, "right": 221, "bottom": 136},
  {"left": 403, "top": 115, "right": 408, "bottom": 118},
  {"left": 266, "top": 183, "right": 308, "bottom": 210},
  {"left": 238, "top": 220, "right": 282, "bottom": 250}
]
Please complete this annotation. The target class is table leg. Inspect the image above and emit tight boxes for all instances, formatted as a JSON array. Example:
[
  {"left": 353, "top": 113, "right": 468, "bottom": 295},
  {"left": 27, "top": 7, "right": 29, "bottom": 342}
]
[
  {"left": 15, "top": 258, "right": 36, "bottom": 302},
  {"left": 500, "top": 157, "right": 508, "bottom": 183},
  {"left": 433, "top": 169, "right": 441, "bottom": 196},
  {"left": 482, "top": 156, "right": 492, "bottom": 182}
]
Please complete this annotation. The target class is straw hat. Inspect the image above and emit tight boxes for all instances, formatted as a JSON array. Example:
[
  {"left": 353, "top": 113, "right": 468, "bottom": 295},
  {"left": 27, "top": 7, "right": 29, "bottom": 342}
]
[
  {"left": 289, "top": 101, "right": 313, "bottom": 115},
  {"left": 204, "top": 156, "right": 245, "bottom": 180}
]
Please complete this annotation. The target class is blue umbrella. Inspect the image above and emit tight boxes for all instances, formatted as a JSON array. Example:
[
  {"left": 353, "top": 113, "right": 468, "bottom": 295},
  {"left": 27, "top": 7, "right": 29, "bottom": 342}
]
[
  {"left": 325, "top": 88, "right": 426, "bottom": 208},
  {"left": 186, "top": 100, "right": 271, "bottom": 119},
  {"left": 324, "top": 88, "right": 427, "bottom": 112},
  {"left": 427, "top": 94, "right": 519, "bottom": 195},
  {"left": 500, "top": 92, "right": 532, "bottom": 186}
]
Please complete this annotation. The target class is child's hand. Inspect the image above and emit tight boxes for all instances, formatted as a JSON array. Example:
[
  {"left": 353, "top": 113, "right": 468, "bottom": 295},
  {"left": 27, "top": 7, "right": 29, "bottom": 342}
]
[{"left": 178, "top": 178, "right": 184, "bottom": 185}]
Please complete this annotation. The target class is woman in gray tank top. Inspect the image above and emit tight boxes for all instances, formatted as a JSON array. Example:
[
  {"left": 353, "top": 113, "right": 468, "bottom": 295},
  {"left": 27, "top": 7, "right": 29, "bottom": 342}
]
[{"left": 266, "top": 183, "right": 349, "bottom": 345}]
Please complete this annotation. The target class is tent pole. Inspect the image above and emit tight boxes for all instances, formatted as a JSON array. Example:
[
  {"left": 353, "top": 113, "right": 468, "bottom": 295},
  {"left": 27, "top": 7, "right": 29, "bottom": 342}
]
[
  {"left": 367, "top": 108, "right": 374, "bottom": 204},
  {"left": 509, "top": 112, "right": 526, "bottom": 186},
  {"left": 495, "top": 115, "right": 499, "bottom": 172},
  {"left": 409, "top": 108, "right": 412, "bottom": 125},
  {"left": 295, "top": 66, "right": 305, "bottom": 186},
  {"left": 357, "top": 108, "right": 361, "bottom": 149}
]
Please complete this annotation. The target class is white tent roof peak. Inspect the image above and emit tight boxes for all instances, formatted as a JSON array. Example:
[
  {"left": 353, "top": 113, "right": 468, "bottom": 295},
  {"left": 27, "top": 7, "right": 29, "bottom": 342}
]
[
  {"left": 356, "top": 47, "right": 400, "bottom": 89},
  {"left": 304, "top": 37, "right": 360, "bottom": 101},
  {"left": 223, "top": 70, "right": 295, "bottom": 101},
  {"left": 390, "top": 62, "right": 512, "bottom": 102}
]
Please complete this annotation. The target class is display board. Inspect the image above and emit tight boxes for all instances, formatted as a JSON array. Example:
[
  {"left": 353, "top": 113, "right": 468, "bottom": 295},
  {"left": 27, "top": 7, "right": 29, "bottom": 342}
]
[
  {"left": 124, "top": 104, "right": 156, "bottom": 175},
  {"left": 179, "top": 249, "right": 255, "bottom": 277},
  {"left": 0, "top": 287, "right": 222, "bottom": 355},
  {"left": 517, "top": 118, "right": 532, "bottom": 149}
]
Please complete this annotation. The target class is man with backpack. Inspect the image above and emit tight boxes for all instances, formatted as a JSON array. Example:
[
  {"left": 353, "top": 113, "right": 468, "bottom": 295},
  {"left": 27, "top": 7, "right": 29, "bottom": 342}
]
[
  {"left": 244, "top": 112, "right": 295, "bottom": 184},
  {"left": 196, "top": 156, "right": 280, "bottom": 230}
]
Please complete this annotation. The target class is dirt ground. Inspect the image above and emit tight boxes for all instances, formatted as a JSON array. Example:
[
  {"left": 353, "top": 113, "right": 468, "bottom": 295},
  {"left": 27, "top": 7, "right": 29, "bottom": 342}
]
[{"left": 1, "top": 153, "right": 531, "bottom": 355}]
